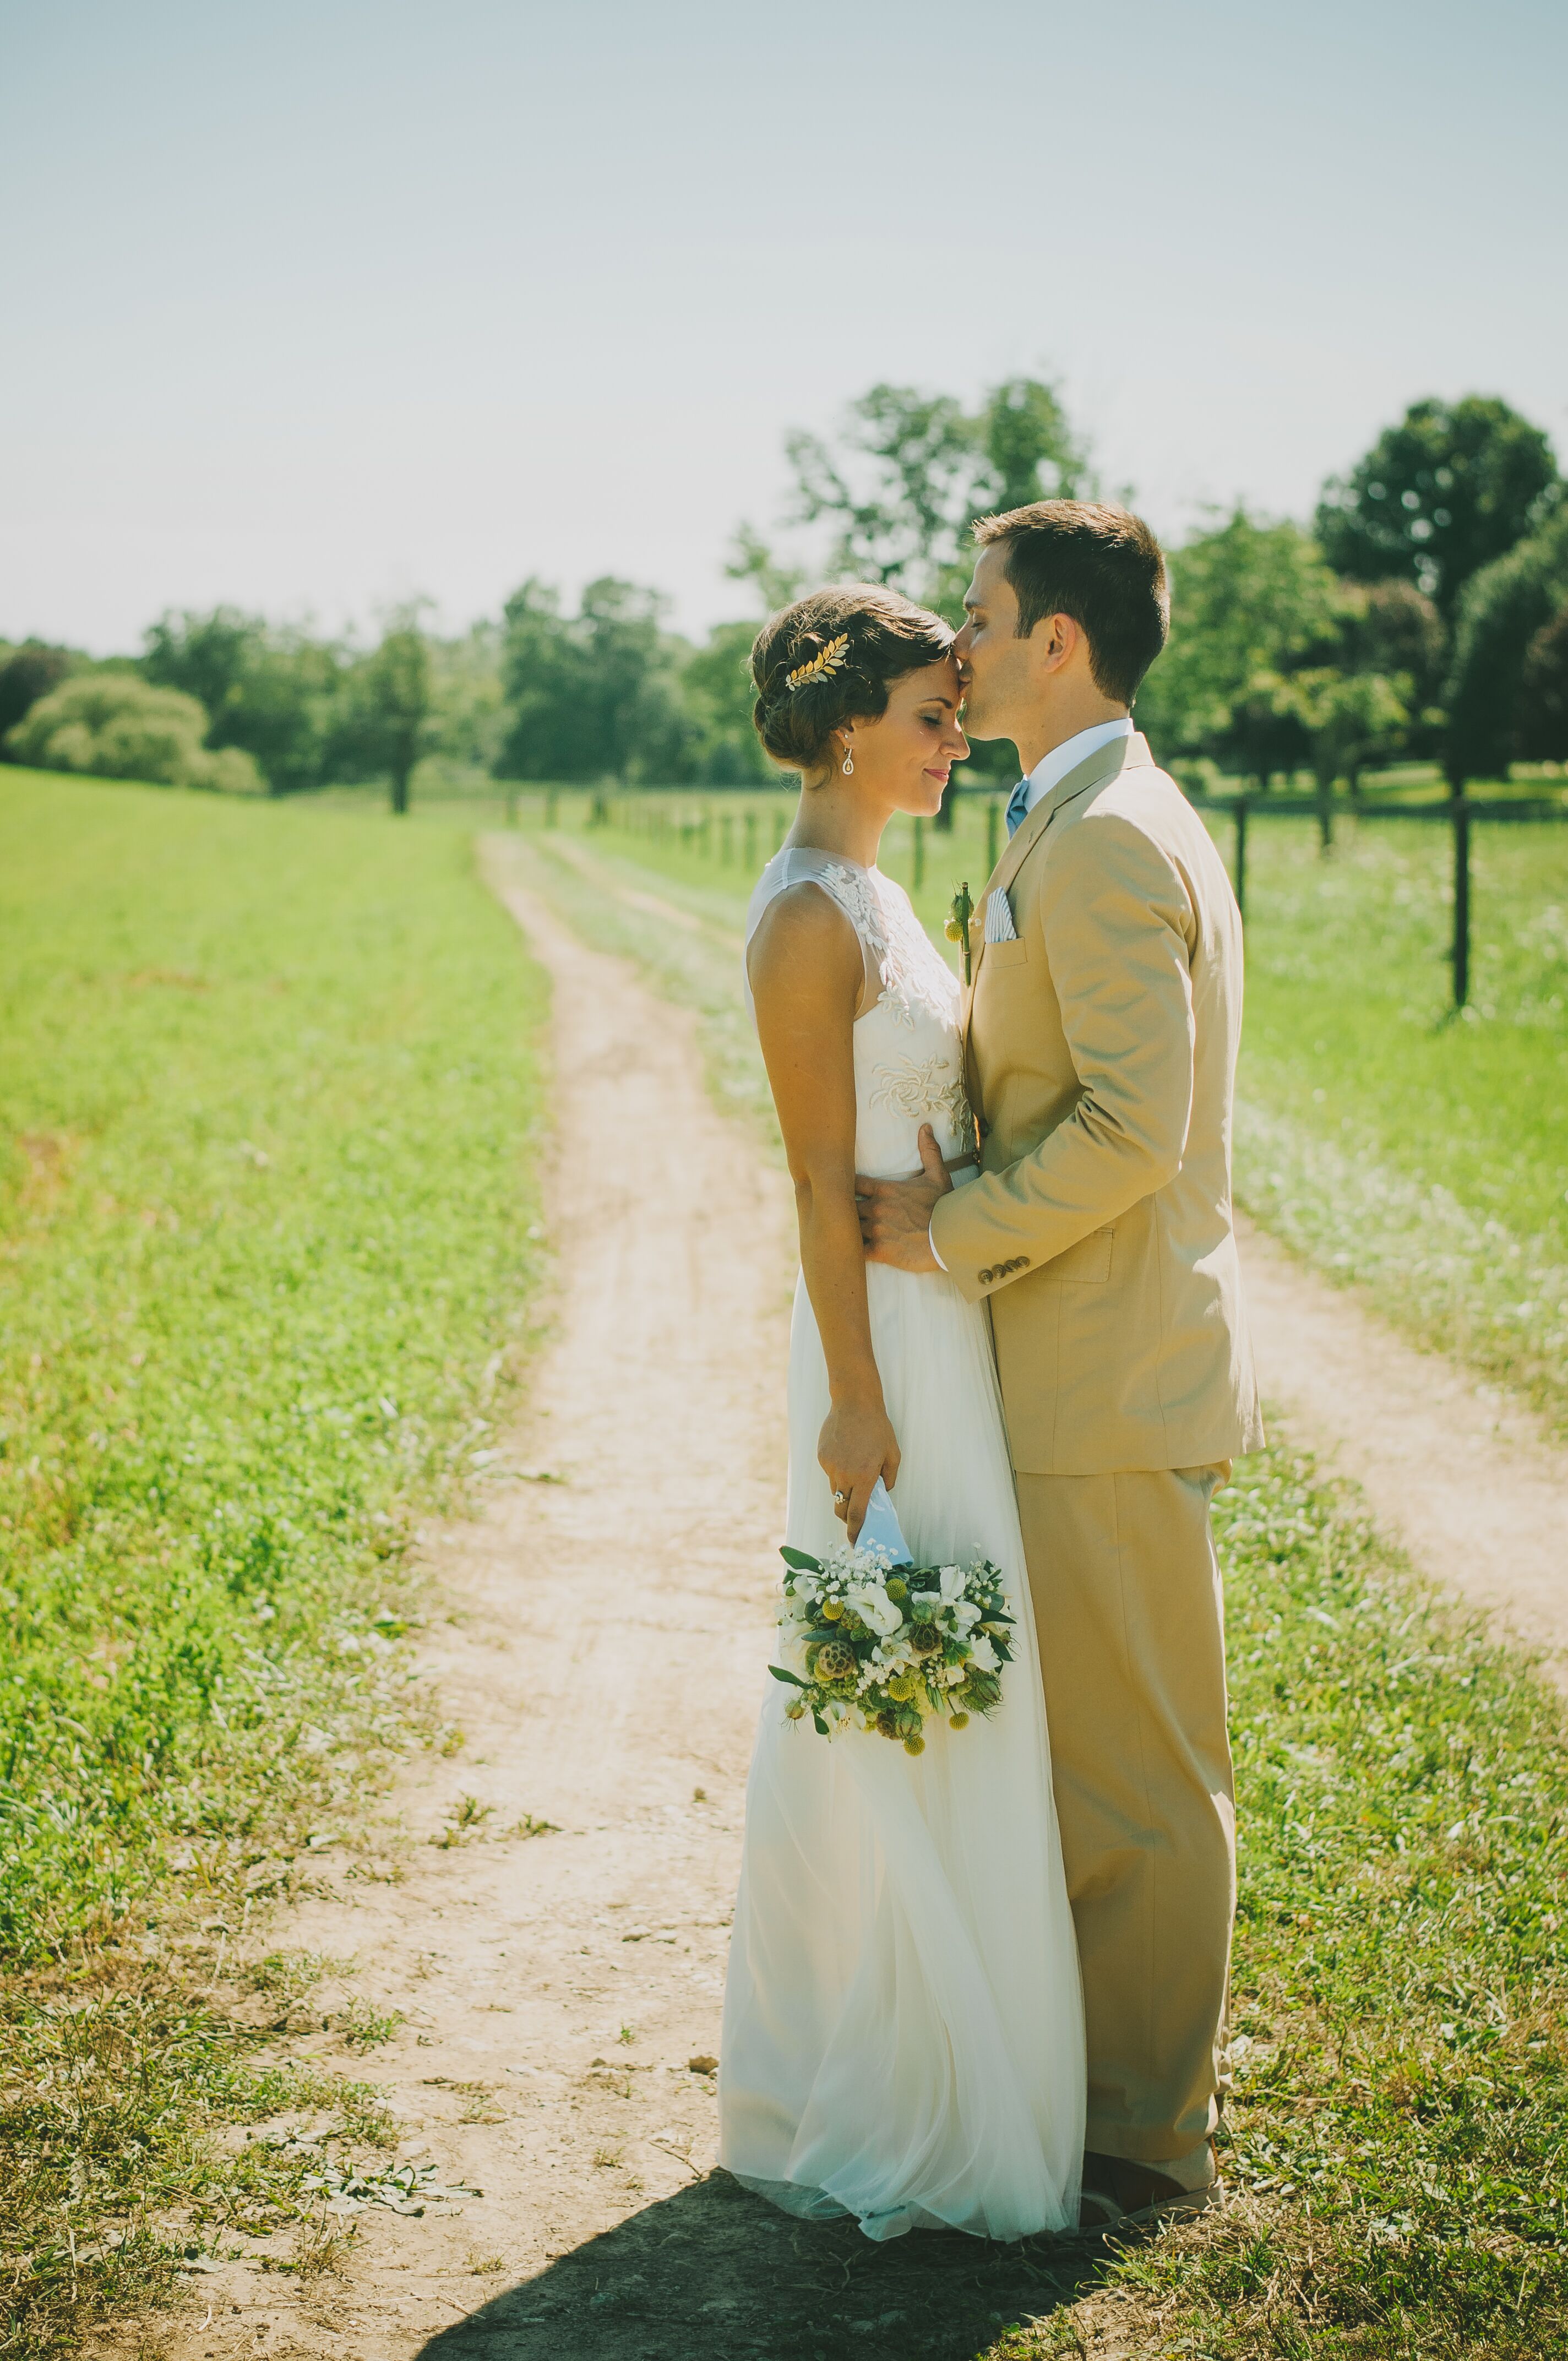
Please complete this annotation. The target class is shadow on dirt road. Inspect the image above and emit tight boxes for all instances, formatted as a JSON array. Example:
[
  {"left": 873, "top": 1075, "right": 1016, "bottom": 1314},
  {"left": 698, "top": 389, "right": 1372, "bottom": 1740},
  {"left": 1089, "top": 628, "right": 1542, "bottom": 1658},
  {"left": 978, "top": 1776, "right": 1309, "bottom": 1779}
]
[{"left": 413, "top": 2168, "right": 1110, "bottom": 2359}]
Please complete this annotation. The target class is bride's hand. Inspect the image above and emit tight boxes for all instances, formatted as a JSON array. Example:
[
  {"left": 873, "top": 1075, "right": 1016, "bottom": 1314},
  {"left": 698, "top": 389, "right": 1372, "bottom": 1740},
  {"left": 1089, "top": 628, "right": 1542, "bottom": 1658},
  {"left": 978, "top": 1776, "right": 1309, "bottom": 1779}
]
[{"left": 818, "top": 1397, "right": 900, "bottom": 1544}]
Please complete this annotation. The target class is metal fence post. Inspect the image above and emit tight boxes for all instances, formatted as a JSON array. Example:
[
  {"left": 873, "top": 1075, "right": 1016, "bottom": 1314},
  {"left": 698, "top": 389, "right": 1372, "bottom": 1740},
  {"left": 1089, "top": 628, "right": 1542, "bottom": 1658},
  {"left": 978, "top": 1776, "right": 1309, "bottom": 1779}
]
[{"left": 1452, "top": 797, "right": 1471, "bottom": 1008}]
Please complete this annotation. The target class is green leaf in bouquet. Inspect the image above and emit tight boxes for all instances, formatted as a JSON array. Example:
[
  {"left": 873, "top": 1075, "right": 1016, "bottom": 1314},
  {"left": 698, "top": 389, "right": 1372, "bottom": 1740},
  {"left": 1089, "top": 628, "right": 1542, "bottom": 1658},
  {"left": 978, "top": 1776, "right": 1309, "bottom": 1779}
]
[
  {"left": 780, "top": 1546, "right": 824, "bottom": 1572},
  {"left": 768, "top": 1664, "right": 808, "bottom": 1688},
  {"left": 812, "top": 1712, "right": 829, "bottom": 1736}
]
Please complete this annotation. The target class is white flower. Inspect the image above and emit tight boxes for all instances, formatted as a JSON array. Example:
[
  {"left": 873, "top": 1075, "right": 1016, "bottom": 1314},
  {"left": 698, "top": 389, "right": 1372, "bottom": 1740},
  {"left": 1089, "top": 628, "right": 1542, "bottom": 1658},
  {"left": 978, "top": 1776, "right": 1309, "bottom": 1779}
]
[
  {"left": 846, "top": 1584, "right": 903, "bottom": 1638},
  {"left": 968, "top": 1633, "right": 999, "bottom": 1673},
  {"left": 938, "top": 1565, "right": 968, "bottom": 1606}
]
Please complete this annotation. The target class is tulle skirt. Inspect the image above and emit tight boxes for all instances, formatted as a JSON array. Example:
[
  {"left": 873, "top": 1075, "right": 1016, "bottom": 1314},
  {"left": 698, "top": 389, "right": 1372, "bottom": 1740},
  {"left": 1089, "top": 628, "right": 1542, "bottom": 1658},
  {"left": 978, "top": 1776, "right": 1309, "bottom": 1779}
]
[{"left": 718, "top": 1218, "right": 1086, "bottom": 2240}]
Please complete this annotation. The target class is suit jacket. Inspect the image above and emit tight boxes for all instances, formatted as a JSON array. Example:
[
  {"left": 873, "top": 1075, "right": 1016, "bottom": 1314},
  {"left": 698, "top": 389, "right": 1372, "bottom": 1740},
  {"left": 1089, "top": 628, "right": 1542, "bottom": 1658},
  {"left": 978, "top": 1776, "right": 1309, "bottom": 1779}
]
[{"left": 929, "top": 730, "right": 1263, "bottom": 1475}]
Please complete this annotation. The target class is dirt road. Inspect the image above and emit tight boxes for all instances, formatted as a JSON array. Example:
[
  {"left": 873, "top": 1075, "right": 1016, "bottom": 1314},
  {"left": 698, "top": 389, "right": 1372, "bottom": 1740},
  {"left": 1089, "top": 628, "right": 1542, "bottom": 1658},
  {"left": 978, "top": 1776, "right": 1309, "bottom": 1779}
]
[
  {"left": 1240, "top": 1217, "right": 1568, "bottom": 1687},
  {"left": 106, "top": 832, "right": 1567, "bottom": 2361}
]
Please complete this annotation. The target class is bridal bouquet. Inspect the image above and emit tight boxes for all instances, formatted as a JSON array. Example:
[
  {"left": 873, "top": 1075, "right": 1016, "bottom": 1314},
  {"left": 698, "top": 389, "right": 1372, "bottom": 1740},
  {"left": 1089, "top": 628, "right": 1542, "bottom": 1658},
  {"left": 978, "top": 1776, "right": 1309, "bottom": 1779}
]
[{"left": 769, "top": 1538, "right": 1014, "bottom": 1755}]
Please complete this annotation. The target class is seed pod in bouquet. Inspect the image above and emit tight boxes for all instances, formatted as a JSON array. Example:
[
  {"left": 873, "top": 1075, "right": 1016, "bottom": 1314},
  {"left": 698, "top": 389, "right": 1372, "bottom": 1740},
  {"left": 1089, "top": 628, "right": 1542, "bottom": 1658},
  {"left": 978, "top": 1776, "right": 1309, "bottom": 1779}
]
[{"left": 813, "top": 1638, "right": 857, "bottom": 1685}]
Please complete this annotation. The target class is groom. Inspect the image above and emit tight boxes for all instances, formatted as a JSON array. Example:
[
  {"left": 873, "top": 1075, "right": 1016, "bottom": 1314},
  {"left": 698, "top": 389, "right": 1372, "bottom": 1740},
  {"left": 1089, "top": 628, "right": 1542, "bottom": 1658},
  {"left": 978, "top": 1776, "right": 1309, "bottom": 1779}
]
[{"left": 859, "top": 501, "right": 1262, "bottom": 2225}]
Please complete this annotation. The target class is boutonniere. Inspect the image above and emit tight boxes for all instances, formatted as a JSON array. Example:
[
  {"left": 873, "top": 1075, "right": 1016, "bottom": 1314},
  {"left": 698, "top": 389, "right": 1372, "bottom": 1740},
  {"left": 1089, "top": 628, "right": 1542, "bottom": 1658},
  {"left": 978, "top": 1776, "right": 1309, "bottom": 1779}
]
[{"left": 944, "top": 881, "right": 974, "bottom": 985}]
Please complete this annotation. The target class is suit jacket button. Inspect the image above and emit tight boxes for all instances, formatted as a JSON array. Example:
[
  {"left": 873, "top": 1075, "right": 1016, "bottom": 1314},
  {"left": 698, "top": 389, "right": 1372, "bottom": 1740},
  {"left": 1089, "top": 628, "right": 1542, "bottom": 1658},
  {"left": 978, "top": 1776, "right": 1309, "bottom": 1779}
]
[
  {"left": 1016, "top": 1256, "right": 1030, "bottom": 1270},
  {"left": 978, "top": 1268, "right": 994, "bottom": 1285}
]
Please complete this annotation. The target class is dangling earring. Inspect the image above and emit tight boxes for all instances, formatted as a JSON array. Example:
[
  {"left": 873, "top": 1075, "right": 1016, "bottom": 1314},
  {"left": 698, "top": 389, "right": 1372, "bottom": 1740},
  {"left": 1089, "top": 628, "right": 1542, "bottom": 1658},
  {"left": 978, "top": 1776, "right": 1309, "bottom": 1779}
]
[{"left": 841, "top": 739, "right": 854, "bottom": 776}]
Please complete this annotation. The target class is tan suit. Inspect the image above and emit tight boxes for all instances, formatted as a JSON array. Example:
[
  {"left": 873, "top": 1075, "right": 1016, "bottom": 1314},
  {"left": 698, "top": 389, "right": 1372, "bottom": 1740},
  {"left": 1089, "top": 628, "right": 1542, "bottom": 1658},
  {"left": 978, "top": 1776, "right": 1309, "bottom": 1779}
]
[{"left": 931, "top": 728, "right": 1262, "bottom": 2166}]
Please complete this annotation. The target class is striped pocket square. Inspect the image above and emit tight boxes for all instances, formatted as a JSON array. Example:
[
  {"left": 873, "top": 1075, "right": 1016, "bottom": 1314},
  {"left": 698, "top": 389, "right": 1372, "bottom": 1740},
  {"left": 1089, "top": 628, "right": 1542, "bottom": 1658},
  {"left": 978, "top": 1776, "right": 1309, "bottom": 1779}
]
[{"left": 984, "top": 888, "right": 1019, "bottom": 943}]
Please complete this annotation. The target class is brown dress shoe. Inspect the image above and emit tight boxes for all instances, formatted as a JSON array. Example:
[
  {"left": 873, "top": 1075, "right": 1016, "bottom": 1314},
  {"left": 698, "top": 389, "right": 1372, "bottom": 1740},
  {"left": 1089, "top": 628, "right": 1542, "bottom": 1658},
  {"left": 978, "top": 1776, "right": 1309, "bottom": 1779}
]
[{"left": 1077, "top": 2145, "right": 1219, "bottom": 2231}]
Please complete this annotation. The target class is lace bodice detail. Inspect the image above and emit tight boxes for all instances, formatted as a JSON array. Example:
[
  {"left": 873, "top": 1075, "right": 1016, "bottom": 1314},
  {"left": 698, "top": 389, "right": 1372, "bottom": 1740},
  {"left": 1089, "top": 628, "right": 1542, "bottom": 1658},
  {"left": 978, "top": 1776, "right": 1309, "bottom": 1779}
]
[{"left": 744, "top": 848, "right": 973, "bottom": 1180}]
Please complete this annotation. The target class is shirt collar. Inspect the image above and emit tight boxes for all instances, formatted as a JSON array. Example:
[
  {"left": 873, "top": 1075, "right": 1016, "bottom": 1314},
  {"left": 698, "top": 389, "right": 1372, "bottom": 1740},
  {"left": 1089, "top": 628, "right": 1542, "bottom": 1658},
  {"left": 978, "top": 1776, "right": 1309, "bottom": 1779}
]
[{"left": 1020, "top": 716, "right": 1134, "bottom": 818}]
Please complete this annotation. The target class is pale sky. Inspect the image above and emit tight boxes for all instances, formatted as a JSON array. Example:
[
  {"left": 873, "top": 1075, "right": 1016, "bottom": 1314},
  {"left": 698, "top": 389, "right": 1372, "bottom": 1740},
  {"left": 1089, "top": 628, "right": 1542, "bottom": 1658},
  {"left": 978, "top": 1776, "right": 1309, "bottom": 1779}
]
[{"left": 4, "top": 0, "right": 1566, "bottom": 652}]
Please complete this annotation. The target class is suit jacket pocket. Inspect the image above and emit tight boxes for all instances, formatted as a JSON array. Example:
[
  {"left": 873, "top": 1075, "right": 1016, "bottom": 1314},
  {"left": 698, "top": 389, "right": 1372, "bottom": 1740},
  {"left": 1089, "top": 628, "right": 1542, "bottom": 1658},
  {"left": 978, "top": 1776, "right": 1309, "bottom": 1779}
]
[
  {"left": 983, "top": 938, "right": 1029, "bottom": 969},
  {"left": 1050, "top": 1226, "right": 1113, "bottom": 1282}
]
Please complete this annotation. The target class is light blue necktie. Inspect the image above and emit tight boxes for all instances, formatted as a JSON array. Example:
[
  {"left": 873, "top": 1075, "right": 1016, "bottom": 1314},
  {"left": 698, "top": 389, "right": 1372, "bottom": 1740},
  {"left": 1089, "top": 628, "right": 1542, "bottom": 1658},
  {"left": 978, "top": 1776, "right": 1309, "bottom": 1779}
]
[{"left": 1005, "top": 777, "right": 1030, "bottom": 837}]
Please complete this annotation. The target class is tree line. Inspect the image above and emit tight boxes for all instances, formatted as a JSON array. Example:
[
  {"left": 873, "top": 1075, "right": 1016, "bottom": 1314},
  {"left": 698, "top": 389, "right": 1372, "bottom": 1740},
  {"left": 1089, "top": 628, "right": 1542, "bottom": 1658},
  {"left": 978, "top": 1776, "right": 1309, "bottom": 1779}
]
[{"left": 2, "top": 384, "right": 1564, "bottom": 808}]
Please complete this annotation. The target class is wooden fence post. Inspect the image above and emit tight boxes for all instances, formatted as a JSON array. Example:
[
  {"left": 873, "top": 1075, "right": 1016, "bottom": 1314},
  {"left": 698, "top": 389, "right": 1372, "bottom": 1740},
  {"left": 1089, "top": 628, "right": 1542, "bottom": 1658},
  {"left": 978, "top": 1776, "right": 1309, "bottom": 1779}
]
[
  {"left": 1234, "top": 797, "right": 1249, "bottom": 922},
  {"left": 1451, "top": 797, "right": 1471, "bottom": 1008},
  {"left": 773, "top": 807, "right": 786, "bottom": 856},
  {"left": 913, "top": 815, "right": 925, "bottom": 890},
  {"left": 744, "top": 808, "right": 756, "bottom": 871}
]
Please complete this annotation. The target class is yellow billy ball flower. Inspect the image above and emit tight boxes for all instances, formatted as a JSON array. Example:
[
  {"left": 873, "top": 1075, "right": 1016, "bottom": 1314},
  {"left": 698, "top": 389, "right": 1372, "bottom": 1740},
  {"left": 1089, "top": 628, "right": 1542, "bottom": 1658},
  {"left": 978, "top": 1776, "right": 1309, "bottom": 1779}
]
[
  {"left": 948, "top": 1711, "right": 970, "bottom": 1730},
  {"left": 821, "top": 1597, "right": 845, "bottom": 1620},
  {"left": 903, "top": 1733, "right": 925, "bottom": 1755}
]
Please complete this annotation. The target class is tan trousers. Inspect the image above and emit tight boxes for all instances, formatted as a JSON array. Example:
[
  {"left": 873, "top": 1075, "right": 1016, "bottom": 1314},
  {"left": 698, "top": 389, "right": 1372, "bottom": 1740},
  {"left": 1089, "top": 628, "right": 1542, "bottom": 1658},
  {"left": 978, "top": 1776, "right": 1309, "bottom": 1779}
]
[{"left": 1015, "top": 1464, "right": 1235, "bottom": 2166}]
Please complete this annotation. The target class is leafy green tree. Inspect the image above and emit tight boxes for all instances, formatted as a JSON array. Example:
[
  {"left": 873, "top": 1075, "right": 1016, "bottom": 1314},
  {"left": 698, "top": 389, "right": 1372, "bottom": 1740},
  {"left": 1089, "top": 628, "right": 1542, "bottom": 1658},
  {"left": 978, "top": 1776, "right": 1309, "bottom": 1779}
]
[
  {"left": 336, "top": 611, "right": 433, "bottom": 814},
  {"left": 1445, "top": 506, "right": 1568, "bottom": 782},
  {"left": 782, "top": 376, "right": 1087, "bottom": 615},
  {"left": 5, "top": 674, "right": 262, "bottom": 792},
  {"left": 1135, "top": 509, "right": 1342, "bottom": 775},
  {"left": 679, "top": 619, "right": 770, "bottom": 783},
  {"left": 1517, "top": 602, "right": 1568, "bottom": 761},
  {"left": 495, "top": 576, "right": 690, "bottom": 784},
  {"left": 1341, "top": 578, "right": 1447, "bottom": 708},
  {"left": 723, "top": 524, "right": 805, "bottom": 617},
  {"left": 1316, "top": 396, "right": 1560, "bottom": 619},
  {"left": 979, "top": 376, "right": 1090, "bottom": 515},
  {"left": 425, "top": 621, "right": 508, "bottom": 777},
  {"left": 0, "top": 641, "right": 78, "bottom": 753},
  {"left": 1284, "top": 667, "right": 1410, "bottom": 844},
  {"left": 141, "top": 607, "right": 345, "bottom": 796}
]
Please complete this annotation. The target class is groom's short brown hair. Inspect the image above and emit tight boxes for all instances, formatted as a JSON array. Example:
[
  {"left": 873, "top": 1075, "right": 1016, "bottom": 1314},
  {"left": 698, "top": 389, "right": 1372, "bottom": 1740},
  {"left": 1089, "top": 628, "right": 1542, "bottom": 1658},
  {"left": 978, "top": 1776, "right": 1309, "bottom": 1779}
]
[{"left": 973, "top": 501, "right": 1169, "bottom": 706}]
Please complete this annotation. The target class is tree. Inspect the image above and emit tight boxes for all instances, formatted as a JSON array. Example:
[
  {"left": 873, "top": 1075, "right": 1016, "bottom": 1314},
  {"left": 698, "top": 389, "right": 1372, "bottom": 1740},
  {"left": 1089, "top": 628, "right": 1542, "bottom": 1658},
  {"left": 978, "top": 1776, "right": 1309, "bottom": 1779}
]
[
  {"left": 1316, "top": 396, "right": 1560, "bottom": 619},
  {"left": 1283, "top": 668, "right": 1410, "bottom": 845},
  {"left": 5, "top": 674, "right": 261, "bottom": 792},
  {"left": 978, "top": 376, "right": 1090, "bottom": 515},
  {"left": 494, "top": 577, "right": 690, "bottom": 784},
  {"left": 0, "top": 640, "right": 77, "bottom": 753},
  {"left": 723, "top": 524, "right": 804, "bottom": 618},
  {"left": 142, "top": 607, "right": 345, "bottom": 796},
  {"left": 1134, "top": 509, "right": 1343, "bottom": 774},
  {"left": 678, "top": 619, "right": 770, "bottom": 783},
  {"left": 425, "top": 621, "right": 508, "bottom": 777},
  {"left": 1444, "top": 505, "right": 1568, "bottom": 785},
  {"left": 1341, "top": 578, "right": 1447, "bottom": 707},
  {"left": 1517, "top": 602, "right": 1568, "bottom": 761},
  {"left": 782, "top": 376, "right": 1088, "bottom": 617},
  {"left": 338, "top": 611, "right": 433, "bottom": 814}
]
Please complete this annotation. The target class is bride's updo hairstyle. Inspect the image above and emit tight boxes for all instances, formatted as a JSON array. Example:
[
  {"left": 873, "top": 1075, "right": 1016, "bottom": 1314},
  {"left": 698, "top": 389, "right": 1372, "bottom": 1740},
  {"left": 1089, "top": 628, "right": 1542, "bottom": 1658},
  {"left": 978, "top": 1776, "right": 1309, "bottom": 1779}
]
[{"left": 750, "top": 586, "right": 953, "bottom": 773}]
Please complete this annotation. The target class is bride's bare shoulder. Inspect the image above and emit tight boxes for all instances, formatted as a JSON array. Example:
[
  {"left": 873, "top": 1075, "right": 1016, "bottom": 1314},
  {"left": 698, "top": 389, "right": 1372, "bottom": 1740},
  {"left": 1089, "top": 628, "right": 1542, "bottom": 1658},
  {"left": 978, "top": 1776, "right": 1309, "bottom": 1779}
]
[{"left": 747, "top": 877, "right": 864, "bottom": 1007}]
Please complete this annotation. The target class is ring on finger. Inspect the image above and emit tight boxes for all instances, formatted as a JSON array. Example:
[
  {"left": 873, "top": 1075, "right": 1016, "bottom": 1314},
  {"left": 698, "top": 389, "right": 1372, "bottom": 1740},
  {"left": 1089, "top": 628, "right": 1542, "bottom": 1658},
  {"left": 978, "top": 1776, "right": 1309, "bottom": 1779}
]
[{"left": 832, "top": 1489, "right": 848, "bottom": 1506}]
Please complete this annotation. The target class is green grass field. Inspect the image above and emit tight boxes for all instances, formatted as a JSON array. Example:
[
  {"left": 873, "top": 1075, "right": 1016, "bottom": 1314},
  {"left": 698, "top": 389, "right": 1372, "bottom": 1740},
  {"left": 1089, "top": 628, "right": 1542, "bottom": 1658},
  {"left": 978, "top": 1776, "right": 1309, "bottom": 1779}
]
[
  {"left": 7, "top": 769, "right": 1568, "bottom": 2358},
  {"left": 529, "top": 786, "right": 1568, "bottom": 1430},
  {"left": 0, "top": 770, "right": 548, "bottom": 2353}
]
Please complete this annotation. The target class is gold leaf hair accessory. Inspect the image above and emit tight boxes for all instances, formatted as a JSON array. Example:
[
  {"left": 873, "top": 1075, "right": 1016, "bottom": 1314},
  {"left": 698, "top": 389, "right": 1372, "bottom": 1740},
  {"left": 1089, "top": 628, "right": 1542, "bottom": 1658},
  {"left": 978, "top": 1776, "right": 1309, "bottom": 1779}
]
[{"left": 785, "top": 633, "right": 850, "bottom": 693}]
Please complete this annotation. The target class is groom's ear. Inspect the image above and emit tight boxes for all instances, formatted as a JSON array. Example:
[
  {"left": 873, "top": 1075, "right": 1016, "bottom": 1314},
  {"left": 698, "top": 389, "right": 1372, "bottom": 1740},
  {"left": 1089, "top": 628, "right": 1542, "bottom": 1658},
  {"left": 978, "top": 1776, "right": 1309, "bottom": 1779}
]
[{"left": 1030, "top": 612, "right": 1080, "bottom": 674}]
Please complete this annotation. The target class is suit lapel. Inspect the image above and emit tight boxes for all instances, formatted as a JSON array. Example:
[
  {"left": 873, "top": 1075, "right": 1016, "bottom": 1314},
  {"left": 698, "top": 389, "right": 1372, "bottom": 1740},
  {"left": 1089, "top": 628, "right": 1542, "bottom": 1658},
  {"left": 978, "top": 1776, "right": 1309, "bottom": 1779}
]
[{"left": 961, "top": 732, "right": 1155, "bottom": 1100}]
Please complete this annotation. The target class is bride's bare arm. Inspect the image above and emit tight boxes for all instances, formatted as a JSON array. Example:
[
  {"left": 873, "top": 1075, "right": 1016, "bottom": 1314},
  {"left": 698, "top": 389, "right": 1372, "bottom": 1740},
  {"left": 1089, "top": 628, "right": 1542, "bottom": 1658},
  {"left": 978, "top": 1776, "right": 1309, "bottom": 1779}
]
[{"left": 749, "top": 885, "right": 899, "bottom": 1541}]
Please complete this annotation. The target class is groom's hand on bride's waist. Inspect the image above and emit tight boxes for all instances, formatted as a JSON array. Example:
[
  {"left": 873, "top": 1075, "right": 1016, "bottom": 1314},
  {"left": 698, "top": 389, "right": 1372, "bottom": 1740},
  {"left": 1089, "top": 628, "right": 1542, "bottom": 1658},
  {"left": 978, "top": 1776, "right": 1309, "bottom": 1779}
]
[{"left": 857, "top": 1125, "right": 952, "bottom": 1274}]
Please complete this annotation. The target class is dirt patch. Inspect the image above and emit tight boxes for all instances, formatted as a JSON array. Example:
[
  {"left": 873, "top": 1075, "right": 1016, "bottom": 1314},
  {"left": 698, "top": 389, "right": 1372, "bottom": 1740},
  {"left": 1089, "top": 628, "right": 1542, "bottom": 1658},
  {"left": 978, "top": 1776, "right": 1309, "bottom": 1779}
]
[{"left": 1239, "top": 1213, "right": 1568, "bottom": 1686}]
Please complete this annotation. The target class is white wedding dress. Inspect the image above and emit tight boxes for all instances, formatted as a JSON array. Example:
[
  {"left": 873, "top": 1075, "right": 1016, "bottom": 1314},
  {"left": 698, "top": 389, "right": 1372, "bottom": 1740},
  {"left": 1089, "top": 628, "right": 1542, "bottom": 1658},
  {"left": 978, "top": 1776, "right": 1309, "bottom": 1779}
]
[{"left": 718, "top": 848, "right": 1086, "bottom": 2242}]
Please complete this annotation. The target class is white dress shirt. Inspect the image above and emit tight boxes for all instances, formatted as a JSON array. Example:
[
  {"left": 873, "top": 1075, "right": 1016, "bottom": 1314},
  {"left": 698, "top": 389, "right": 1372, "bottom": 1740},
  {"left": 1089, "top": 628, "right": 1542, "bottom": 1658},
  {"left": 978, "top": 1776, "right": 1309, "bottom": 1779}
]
[
  {"left": 1015, "top": 716, "right": 1134, "bottom": 824},
  {"left": 928, "top": 717, "right": 1134, "bottom": 1270}
]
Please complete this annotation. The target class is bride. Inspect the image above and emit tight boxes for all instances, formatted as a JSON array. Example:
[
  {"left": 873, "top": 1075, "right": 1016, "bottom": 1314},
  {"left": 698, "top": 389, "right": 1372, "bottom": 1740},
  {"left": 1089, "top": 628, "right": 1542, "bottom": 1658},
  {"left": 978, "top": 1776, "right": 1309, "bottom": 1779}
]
[{"left": 718, "top": 585, "right": 1086, "bottom": 2240}]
